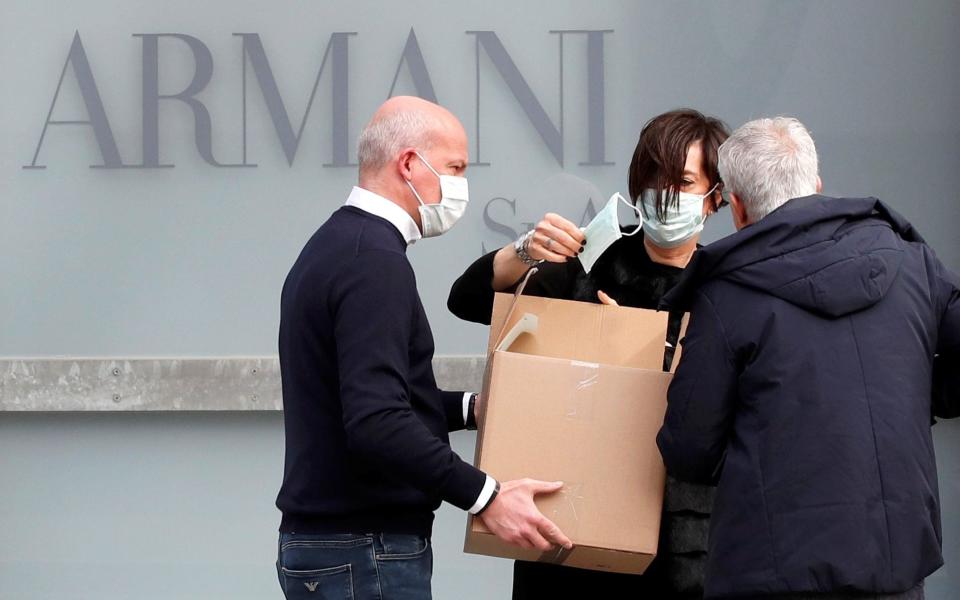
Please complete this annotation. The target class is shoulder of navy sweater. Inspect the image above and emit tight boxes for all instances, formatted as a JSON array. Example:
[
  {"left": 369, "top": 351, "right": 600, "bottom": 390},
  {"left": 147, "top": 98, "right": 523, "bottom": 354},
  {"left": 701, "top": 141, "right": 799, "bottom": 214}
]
[
  {"left": 289, "top": 207, "right": 412, "bottom": 301},
  {"left": 300, "top": 206, "right": 407, "bottom": 257},
  {"left": 333, "top": 205, "right": 409, "bottom": 252}
]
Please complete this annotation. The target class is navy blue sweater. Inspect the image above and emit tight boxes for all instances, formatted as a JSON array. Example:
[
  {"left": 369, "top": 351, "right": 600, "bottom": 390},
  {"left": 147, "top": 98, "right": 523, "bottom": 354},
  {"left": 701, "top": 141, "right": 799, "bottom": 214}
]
[
  {"left": 276, "top": 206, "right": 486, "bottom": 536},
  {"left": 658, "top": 196, "right": 960, "bottom": 598}
]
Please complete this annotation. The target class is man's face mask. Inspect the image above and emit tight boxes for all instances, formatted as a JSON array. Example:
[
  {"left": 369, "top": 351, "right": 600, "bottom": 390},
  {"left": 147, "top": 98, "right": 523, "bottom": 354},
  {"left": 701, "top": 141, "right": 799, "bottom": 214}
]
[
  {"left": 579, "top": 193, "right": 642, "bottom": 273},
  {"left": 639, "top": 183, "right": 718, "bottom": 249},
  {"left": 405, "top": 151, "right": 469, "bottom": 238}
]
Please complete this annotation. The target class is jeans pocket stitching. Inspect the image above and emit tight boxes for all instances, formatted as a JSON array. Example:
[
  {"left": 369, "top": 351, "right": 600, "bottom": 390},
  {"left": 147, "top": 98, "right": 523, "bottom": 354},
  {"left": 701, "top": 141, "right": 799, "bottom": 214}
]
[
  {"left": 375, "top": 538, "right": 430, "bottom": 561},
  {"left": 281, "top": 563, "right": 355, "bottom": 598}
]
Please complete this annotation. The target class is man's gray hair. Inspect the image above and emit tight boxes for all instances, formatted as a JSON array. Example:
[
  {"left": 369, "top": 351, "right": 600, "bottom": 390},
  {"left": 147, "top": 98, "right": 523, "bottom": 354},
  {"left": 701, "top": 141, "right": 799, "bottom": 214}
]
[
  {"left": 357, "top": 109, "right": 436, "bottom": 174},
  {"left": 718, "top": 117, "right": 819, "bottom": 222}
]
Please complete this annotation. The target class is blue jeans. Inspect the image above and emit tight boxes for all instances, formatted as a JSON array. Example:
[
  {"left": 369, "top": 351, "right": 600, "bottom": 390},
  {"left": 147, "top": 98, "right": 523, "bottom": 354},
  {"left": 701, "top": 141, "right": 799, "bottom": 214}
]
[{"left": 276, "top": 532, "right": 433, "bottom": 600}]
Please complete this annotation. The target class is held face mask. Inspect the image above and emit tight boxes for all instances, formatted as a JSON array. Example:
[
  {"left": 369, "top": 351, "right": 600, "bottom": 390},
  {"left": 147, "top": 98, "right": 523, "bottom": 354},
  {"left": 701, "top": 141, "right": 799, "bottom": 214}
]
[
  {"left": 405, "top": 151, "right": 470, "bottom": 238},
  {"left": 639, "top": 183, "right": 717, "bottom": 248},
  {"left": 578, "top": 193, "right": 642, "bottom": 274}
]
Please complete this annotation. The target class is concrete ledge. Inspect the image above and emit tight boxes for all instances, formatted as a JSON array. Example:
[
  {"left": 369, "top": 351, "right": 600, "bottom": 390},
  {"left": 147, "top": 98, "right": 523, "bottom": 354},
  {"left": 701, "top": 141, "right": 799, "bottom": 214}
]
[{"left": 0, "top": 356, "right": 487, "bottom": 411}]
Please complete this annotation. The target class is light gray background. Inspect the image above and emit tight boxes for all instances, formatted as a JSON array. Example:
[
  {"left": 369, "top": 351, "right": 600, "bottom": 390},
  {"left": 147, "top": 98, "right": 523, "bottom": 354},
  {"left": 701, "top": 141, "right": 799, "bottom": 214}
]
[
  {"left": 1, "top": 1, "right": 958, "bottom": 598},
  {"left": 0, "top": 414, "right": 955, "bottom": 600}
]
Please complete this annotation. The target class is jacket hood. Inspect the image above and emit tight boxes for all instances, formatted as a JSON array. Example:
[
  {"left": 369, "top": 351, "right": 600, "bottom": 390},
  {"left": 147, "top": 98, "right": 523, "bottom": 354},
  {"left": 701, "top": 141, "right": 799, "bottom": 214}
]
[{"left": 662, "top": 196, "right": 925, "bottom": 318}]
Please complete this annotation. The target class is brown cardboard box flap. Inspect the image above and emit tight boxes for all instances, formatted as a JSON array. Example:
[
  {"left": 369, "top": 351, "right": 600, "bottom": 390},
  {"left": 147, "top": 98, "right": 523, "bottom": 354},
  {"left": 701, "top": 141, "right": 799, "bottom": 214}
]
[{"left": 488, "top": 292, "right": 669, "bottom": 370}]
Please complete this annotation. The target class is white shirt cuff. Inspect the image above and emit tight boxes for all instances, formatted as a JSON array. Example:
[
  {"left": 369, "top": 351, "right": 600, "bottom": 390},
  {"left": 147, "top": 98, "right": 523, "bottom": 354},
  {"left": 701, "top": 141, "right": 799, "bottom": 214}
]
[
  {"left": 462, "top": 392, "right": 473, "bottom": 426},
  {"left": 467, "top": 475, "right": 497, "bottom": 514}
]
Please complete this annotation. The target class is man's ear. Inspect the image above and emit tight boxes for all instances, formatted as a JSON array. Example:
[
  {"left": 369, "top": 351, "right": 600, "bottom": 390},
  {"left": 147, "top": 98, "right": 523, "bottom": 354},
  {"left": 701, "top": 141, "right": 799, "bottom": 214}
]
[
  {"left": 816, "top": 176, "right": 823, "bottom": 194},
  {"left": 729, "top": 192, "right": 750, "bottom": 230},
  {"left": 397, "top": 148, "right": 418, "bottom": 182}
]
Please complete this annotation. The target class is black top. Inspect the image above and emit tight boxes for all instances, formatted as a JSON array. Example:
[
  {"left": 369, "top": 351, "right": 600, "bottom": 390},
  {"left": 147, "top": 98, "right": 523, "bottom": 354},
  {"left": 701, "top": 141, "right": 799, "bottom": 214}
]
[
  {"left": 276, "top": 206, "right": 486, "bottom": 537},
  {"left": 659, "top": 196, "right": 960, "bottom": 597},
  {"left": 448, "top": 230, "right": 714, "bottom": 597}
]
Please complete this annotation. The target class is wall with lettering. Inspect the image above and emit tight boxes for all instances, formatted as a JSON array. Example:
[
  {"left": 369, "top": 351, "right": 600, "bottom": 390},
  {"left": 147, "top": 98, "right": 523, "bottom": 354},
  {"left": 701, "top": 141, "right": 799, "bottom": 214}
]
[
  {"left": 3, "top": 0, "right": 957, "bottom": 357},
  {"left": 2, "top": 2, "right": 959, "bottom": 599}
]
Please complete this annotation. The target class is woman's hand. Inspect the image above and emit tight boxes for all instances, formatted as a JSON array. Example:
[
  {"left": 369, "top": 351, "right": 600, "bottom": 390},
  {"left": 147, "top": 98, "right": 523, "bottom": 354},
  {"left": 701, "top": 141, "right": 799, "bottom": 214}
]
[
  {"left": 491, "top": 212, "right": 587, "bottom": 291},
  {"left": 597, "top": 290, "right": 619, "bottom": 306},
  {"left": 527, "top": 213, "right": 586, "bottom": 264}
]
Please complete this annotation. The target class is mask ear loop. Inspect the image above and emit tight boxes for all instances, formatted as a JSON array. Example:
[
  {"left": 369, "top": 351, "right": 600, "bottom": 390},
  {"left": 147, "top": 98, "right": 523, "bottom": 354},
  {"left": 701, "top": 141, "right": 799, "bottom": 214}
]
[
  {"left": 702, "top": 182, "right": 720, "bottom": 201},
  {"left": 408, "top": 150, "right": 440, "bottom": 207},
  {"left": 405, "top": 180, "right": 426, "bottom": 206},
  {"left": 616, "top": 193, "right": 645, "bottom": 237},
  {"left": 414, "top": 150, "right": 441, "bottom": 178}
]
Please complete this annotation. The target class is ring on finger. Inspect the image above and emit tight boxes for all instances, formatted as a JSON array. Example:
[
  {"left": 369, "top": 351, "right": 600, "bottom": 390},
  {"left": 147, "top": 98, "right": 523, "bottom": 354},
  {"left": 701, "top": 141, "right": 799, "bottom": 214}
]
[{"left": 545, "top": 238, "right": 553, "bottom": 249}]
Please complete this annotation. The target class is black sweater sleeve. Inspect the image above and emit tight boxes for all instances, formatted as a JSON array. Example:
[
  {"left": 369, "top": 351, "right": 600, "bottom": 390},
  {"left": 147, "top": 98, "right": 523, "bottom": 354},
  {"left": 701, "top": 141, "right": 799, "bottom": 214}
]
[
  {"left": 447, "top": 251, "right": 500, "bottom": 324},
  {"left": 440, "top": 390, "right": 468, "bottom": 432},
  {"left": 334, "top": 251, "right": 486, "bottom": 510},
  {"left": 447, "top": 250, "right": 577, "bottom": 325}
]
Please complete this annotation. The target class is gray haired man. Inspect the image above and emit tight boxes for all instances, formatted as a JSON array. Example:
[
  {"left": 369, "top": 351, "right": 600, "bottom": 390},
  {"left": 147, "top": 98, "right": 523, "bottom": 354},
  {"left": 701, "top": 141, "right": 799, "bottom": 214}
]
[{"left": 658, "top": 117, "right": 959, "bottom": 599}]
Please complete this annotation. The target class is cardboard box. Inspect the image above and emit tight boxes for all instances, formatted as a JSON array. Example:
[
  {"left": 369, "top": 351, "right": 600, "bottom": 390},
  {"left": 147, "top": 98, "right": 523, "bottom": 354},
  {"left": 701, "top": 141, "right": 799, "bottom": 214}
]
[{"left": 464, "top": 288, "right": 683, "bottom": 575}]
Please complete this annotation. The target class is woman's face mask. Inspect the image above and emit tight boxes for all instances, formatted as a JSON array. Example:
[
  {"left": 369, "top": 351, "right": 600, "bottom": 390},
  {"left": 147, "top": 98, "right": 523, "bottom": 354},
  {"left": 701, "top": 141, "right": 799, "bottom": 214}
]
[{"left": 640, "top": 183, "right": 718, "bottom": 249}]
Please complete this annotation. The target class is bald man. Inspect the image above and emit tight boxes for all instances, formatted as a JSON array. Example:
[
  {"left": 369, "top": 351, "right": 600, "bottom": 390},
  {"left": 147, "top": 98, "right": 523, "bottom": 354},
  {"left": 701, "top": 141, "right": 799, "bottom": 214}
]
[{"left": 274, "top": 97, "right": 571, "bottom": 599}]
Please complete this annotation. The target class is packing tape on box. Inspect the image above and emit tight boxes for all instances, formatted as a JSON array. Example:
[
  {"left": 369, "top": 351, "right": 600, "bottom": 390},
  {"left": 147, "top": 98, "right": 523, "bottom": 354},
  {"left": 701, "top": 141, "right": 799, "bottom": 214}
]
[
  {"left": 538, "top": 481, "right": 585, "bottom": 565},
  {"left": 567, "top": 361, "right": 599, "bottom": 420}
]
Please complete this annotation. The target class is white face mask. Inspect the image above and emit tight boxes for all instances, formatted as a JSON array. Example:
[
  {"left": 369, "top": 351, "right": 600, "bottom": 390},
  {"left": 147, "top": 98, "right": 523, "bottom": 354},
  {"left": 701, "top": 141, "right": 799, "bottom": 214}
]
[
  {"left": 578, "top": 193, "right": 642, "bottom": 274},
  {"left": 639, "top": 183, "right": 717, "bottom": 248},
  {"left": 405, "top": 151, "right": 469, "bottom": 238}
]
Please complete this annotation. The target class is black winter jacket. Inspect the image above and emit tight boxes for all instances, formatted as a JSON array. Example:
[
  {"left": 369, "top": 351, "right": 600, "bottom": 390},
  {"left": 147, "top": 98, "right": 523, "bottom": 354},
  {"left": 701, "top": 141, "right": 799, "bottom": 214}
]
[{"left": 658, "top": 196, "right": 960, "bottom": 598}]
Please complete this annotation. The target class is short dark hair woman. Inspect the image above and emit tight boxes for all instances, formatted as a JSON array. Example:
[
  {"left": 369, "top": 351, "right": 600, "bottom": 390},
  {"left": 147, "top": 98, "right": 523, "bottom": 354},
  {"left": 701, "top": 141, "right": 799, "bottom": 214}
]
[{"left": 448, "top": 108, "right": 730, "bottom": 598}]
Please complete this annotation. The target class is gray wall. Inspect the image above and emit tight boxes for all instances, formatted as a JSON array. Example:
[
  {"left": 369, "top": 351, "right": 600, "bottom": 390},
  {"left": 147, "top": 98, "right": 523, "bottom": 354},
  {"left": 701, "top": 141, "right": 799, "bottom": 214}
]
[
  {"left": 1, "top": 414, "right": 958, "bottom": 599},
  {"left": 0, "top": 413, "right": 514, "bottom": 600},
  {"left": 1, "top": 1, "right": 958, "bottom": 598}
]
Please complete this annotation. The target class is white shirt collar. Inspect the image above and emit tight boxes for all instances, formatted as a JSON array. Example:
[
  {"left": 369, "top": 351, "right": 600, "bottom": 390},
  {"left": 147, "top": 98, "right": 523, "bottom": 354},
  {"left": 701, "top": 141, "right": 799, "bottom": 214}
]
[{"left": 345, "top": 186, "right": 422, "bottom": 245}]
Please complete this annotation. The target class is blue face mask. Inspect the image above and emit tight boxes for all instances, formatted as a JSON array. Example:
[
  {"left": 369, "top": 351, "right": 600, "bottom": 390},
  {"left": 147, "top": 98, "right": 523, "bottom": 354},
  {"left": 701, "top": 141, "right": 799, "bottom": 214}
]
[
  {"left": 639, "top": 183, "right": 718, "bottom": 248},
  {"left": 578, "top": 193, "right": 642, "bottom": 274}
]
